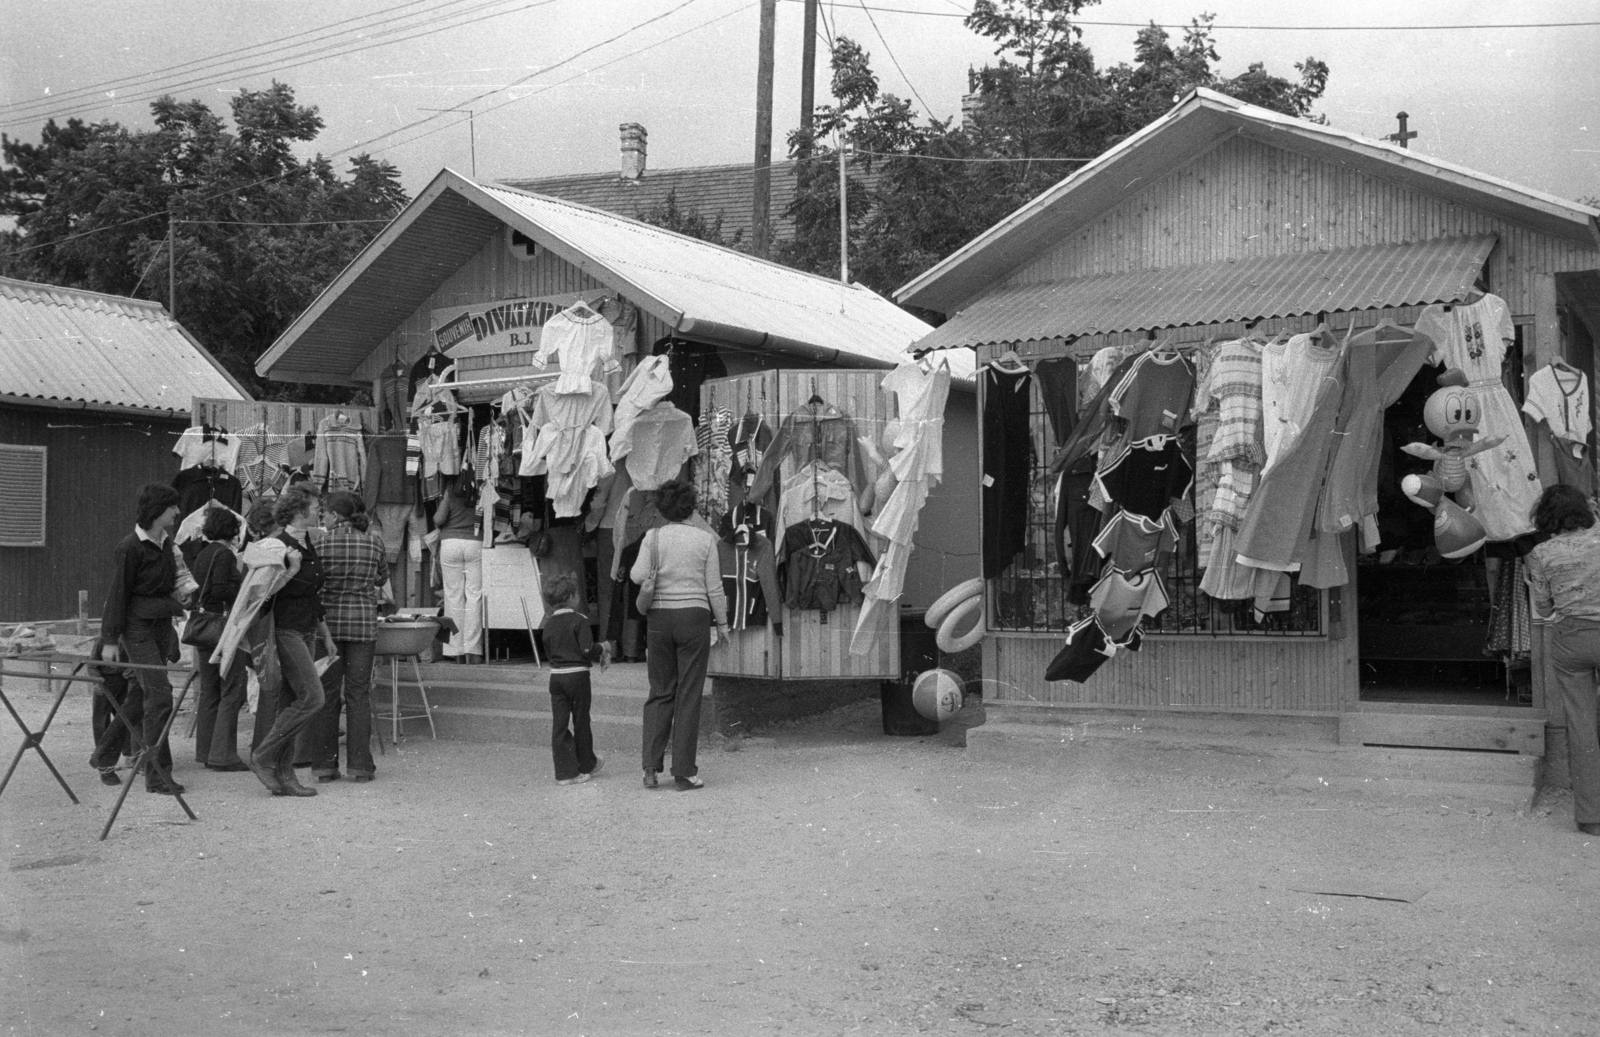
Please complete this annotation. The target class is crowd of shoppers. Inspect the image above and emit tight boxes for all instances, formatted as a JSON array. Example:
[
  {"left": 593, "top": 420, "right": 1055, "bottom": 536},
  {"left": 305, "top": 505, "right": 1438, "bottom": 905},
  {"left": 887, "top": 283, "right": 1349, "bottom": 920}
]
[{"left": 91, "top": 477, "right": 733, "bottom": 799}]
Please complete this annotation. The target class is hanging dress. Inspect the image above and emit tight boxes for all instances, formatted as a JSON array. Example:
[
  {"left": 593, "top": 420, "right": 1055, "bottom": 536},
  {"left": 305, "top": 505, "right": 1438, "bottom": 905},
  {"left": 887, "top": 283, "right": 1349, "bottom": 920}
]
[{"left": 1414, "top": 295, "right": 1540, "bottom": 541}]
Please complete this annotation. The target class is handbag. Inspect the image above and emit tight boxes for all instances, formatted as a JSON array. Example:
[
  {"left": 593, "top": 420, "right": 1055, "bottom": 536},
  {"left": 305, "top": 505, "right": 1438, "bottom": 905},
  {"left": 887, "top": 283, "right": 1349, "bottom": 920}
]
[
  {"left": 180, "top": 548, "right": 228, "bottom": 652},
  {"left": 634, "top": 529, "right": 660, "bottom": 613}
]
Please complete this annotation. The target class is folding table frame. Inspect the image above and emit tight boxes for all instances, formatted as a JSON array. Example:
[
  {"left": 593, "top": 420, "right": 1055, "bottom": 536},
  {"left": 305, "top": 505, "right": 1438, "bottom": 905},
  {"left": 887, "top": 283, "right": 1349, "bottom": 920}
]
[{"left": 0, "top": 651, "right": 200, "bottom": 840}]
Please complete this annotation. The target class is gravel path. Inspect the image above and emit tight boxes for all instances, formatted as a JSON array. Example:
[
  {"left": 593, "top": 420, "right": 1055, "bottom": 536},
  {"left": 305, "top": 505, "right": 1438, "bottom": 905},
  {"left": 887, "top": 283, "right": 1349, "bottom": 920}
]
[{"left": 2, "top": 688, "right": 1597, "bottom": 1036}]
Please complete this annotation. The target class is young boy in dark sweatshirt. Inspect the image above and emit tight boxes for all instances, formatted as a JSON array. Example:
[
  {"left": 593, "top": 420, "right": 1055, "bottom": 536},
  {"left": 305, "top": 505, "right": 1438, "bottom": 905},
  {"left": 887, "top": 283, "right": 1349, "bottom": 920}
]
[{"left": 540, "top": 573, "right": 608, "bottom": 784}]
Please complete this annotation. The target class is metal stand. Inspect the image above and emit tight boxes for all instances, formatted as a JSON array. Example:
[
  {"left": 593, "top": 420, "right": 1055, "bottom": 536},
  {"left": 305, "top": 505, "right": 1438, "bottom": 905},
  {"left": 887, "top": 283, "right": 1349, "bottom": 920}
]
[
  {"left": 375, "top": 654, "right": 436, "bottom": 745},
  {"left": 0, "top": 652, "right": 200, "bottom": 840}
]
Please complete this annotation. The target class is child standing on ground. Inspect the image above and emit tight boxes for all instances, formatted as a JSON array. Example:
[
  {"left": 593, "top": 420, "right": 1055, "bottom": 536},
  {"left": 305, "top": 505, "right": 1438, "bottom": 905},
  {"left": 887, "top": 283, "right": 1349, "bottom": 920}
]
[{"left": 541, "top": 573, "right": 608, "bottom": 784}]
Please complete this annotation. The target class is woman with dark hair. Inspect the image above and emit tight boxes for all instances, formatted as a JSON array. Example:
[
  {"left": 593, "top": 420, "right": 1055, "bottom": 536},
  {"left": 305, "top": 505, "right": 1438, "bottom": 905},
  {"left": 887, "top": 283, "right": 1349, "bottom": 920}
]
[
  {"left": 434, "top": 473, "right": 484, "bottom": 663},
  {"left": 191, "top": 507, "right": 249, "bottom": 771},
  {"left": 630, "top": 479, "right": 728, "bottom": 790},
  {"left": 248, "top": 484, "right": 330, "bottom": 798},
  {"left": 93, "top": 483, "right": 196, "bottom": 795},
  {"left": 302, "top": 490, "right": 389, "bottom": 783},
  {"left": 1526, "top": 484, "right": 1600, "bottom": 836}
]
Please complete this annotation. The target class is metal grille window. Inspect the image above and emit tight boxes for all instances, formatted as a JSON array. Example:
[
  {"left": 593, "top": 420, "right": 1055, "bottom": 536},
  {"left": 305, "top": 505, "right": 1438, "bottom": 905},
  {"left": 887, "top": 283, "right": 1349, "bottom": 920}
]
[
  {"left": 0, "top": 444, "right": 47, "bottom": 547},
  {"left": 988, "top": 357, "right": 1323, "bottom": 636}
]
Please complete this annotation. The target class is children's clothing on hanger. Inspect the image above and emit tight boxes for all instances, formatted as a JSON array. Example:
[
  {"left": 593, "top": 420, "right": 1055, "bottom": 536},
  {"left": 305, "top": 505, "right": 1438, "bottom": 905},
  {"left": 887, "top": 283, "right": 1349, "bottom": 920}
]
[
  {"left": 609, "top": 356, "right": 675, "bottom": 461},
  {"left": 718, "top": 531, "right": 783, "bottom": 631},
  {"left": 1044, "top": 614, "right": 1142, "bottom": 683},
  {"left": 174, "top": 425, "right": 241, "bottom": 472},
  {"left": 537, "top": 302, "right": 619, "bottom": 394},
  {"left": 313, "top": 412, "right": 367, "bottom": 491},
  {"left": 617, "top": 403, "right": 697, "bottom": 491},
  {"left": 779, "top": 518, "right": 876, "bottom": 611}
]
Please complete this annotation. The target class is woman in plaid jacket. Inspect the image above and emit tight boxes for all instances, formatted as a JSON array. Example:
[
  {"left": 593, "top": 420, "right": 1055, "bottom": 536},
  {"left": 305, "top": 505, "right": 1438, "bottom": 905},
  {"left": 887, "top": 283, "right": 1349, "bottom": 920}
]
[{"left": 300, "top": 491, "right": 390, "bottom": 783}]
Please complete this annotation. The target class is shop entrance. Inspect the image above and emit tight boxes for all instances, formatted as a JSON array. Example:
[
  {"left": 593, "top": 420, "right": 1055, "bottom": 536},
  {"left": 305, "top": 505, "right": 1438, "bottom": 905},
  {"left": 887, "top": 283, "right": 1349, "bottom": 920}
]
[{"left": 1355, "top": 335, "right": 1533, "bottom": 706}]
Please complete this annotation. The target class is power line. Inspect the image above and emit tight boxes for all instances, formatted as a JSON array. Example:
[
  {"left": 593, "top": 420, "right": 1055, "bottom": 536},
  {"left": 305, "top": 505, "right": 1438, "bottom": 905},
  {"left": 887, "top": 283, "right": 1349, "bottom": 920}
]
[
  {"left": 1, "top": 0, "right": 562, "bottom": 129},
  {"left": 782, "top": 0, "right": 1600, "bottom": 30},
  {"left": 0, "top": 0, "right": 489, "bottom": 118},
  {"left": 851, "top": 147, "right": 1089, "bottom": 162},
  {"left": 0, "top": 0, "right": 717, "bottom": 258},
  {"left": 854, "top": 0, "right": 933, "bottom": 116}
]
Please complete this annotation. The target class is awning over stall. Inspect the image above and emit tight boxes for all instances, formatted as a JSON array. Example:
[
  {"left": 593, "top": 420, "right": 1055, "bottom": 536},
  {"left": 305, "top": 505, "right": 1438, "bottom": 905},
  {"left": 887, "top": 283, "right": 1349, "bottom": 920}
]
[
  {"left": 910, "top": 235, "right": 1499, "bottom": 352},
  {"left": 256, "top": 169, "right": 932, "bottom": 385}
]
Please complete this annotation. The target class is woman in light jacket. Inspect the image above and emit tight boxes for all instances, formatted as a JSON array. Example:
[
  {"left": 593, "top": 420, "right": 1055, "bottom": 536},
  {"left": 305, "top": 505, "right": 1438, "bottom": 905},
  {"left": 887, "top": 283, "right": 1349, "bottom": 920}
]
[
  {"left": 631, "top": 479, "right": 728, "bottom": 791},
  {"left": 1526, "top": 484, "right": 1600, "bottom": 837}
]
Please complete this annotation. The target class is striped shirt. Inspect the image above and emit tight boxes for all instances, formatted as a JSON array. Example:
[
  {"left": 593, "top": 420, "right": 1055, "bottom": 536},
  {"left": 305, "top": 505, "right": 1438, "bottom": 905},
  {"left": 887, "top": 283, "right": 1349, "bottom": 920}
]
[{"left": 315, "top": 524, "right": 390, "bottom": 642}]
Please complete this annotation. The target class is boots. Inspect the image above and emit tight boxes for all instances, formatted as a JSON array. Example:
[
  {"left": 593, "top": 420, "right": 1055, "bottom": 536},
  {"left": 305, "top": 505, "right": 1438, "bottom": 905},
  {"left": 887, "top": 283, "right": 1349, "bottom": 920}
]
[{"left": 275, "top": 747, "right": 317, "bottom": 797}]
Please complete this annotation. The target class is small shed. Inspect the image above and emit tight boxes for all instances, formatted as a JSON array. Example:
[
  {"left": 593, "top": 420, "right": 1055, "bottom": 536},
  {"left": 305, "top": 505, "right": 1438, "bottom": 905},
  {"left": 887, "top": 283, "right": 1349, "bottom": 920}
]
[
  {"left": 257, "top": 169, "right": 979, "bottom": 683},
  {"left": 896, "top": 88, "right": 1600, "bottom": 774},
  {"left": 0, "top": 276, "right": 250, "bottom": 622}
]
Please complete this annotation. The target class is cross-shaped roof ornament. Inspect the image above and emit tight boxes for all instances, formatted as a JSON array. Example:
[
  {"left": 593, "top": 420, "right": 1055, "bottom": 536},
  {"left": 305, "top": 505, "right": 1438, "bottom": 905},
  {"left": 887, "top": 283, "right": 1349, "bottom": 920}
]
[{"left": 1387, "top": 111, "right": 1418, "bottom": 149}]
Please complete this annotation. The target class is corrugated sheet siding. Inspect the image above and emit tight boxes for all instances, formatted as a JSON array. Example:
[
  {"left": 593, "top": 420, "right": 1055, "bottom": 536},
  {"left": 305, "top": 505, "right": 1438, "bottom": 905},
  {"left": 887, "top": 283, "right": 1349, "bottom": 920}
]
[
  {"left": 985, "top": 631, "right": 1358, "bottom": 711},
  {"left": 1006, "top": 136, "right": 1600, "bottom": 316},
  {"left": 0, "top": 404, "right": 185, "bottom": 622}
]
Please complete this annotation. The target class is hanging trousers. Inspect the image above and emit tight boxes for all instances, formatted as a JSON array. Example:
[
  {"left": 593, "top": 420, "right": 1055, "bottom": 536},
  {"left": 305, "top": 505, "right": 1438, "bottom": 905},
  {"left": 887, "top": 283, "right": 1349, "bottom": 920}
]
[{"left": 641, "top": 607, "right": 711, "bottom": 780}]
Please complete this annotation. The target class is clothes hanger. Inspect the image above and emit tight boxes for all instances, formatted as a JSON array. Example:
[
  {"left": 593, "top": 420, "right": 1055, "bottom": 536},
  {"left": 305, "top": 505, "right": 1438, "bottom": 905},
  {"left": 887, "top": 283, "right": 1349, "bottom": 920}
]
[{"left": 992, "top": 349, "right": 1028, "bottom": 373}]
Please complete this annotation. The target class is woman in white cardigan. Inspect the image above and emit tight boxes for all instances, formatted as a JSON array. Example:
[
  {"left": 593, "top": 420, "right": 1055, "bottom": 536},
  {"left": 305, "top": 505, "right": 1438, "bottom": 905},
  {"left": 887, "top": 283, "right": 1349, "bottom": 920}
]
[{"left": 631, "top": 479, "right": 729, "bottom": 790}]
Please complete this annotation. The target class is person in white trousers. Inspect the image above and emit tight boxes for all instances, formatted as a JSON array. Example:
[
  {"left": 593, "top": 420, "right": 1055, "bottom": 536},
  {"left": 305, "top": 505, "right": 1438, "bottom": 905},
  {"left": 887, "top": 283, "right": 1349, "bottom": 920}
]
[{"left": 434, "top": 475, "right": 484, "bottom": 663}]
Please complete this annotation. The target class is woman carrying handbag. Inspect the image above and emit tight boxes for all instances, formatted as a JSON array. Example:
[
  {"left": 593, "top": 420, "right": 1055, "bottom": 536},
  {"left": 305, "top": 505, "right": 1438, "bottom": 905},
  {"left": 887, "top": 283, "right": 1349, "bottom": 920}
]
[
  {"left": 187, "top": 508, "right": 249, "bottom": 771},
  {"left": 630, "top": 480, "right": 729, "bottom": 791}
]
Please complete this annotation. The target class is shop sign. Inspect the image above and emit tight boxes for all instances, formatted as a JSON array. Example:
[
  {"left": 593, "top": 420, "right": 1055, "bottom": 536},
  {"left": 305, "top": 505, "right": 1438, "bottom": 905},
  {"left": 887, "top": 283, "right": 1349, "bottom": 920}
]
[{"left": 431, "top": 292, "right": 591, "bottom": 354}]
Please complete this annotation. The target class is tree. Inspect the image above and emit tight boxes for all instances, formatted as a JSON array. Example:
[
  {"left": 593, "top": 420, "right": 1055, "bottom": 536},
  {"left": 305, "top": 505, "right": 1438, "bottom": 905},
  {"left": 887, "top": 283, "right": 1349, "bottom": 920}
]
[
  {"left": 778, "top": 4, "right": 1329, "bottom": 305},
  {"left": 0, "top": 82, "right": 407, "bottom": 399},
  {"left": 634, "top": 189, "right": 745, "bottom": 250}
]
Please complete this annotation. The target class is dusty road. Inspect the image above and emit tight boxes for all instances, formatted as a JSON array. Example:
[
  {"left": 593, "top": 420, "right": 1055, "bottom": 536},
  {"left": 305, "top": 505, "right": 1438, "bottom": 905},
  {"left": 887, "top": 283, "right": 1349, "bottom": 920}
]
[{"left": 2, "top": 684, "right": 1597, "bottom": 1037}]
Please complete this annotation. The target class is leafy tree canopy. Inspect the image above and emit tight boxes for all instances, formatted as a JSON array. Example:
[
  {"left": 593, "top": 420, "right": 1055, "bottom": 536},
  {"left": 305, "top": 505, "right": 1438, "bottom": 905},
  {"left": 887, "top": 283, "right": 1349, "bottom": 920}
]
[
  {"left": 634, "top": 188, "right": 745, "bottom": 251},
  {"left": 778, "top": 2, "right": 1329, "bottom": 308},
  {"left": 0, "top": 82, "right": 407, "bottom": 399}
]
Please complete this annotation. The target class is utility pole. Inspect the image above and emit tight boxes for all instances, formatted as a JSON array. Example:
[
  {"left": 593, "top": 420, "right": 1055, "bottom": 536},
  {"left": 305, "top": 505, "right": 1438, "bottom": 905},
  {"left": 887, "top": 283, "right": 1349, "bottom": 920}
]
[
  {"left": 168, "top": 213, "right": 176, "bottom": 320},
  {"left": 421, "top": 106, "right": 477, "bottom": 177},
  {"left": 799, "top": 0, "right": 818, "bottom": 156},
  {"left": 838, "top": 138, "right": 849, "bottom": 284},
  {"left": 752, "top": 0, "right": 777, "bottom": 258}
]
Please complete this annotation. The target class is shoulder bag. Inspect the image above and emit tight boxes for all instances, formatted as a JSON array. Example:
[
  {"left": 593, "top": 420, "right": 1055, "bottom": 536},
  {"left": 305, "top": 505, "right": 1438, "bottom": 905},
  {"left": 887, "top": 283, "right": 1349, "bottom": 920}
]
[
  {"left": 634, "top": 529, "right": 660, "bottom": 613},
  {"left": 181, "top": 547, "right": 228, "bottom": 652}
]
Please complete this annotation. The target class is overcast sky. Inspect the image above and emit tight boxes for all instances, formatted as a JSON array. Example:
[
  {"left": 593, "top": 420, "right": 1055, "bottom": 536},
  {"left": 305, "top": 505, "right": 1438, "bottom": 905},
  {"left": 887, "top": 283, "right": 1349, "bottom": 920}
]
[{"left": 3, "top": 0, "right": 1599, "bottom": 205}]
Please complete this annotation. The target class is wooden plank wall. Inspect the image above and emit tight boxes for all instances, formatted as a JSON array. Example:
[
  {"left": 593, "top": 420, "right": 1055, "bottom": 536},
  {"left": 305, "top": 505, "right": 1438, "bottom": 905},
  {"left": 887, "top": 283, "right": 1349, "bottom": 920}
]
[
  {"left": 985, "top": 631, "right": 1358, "bottom": 712},
  {"left": 351, "top": 230, "right": 674, "bottom": 384},
  {"left": 776, "top": 369, "right": 899, "bottom": 679},
  {"left": 1007, "top": 135, "right": 1600, "bottom": 315},
  {"left": 0, "top": 405, "right": 186, "bottom": 622}
]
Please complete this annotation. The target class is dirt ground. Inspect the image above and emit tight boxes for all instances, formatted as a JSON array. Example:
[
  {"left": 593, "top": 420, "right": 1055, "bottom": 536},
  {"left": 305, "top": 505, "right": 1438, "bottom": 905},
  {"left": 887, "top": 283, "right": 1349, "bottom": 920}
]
[{"left": 2, "top": 681, "right": 1598, "bottom": 1037}]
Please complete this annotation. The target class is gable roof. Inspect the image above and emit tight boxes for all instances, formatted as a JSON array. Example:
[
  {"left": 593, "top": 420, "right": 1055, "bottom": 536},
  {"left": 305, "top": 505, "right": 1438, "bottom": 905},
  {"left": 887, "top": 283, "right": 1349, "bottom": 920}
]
[
  {"left": 0, "top": 276, "right": 249, "bottom": 416},
  {"left": 897, "top": 88, "right": 1600, "bottom": 314},
  {"left": 256, "top": 169, "right": 932, "bottom": 385}
]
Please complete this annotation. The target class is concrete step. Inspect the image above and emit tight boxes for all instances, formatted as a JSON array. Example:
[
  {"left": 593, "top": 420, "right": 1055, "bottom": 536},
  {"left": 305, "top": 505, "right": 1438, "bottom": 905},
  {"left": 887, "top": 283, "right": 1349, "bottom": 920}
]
[
  {"left": 967, "top": 721, "right": 1538, "bottom": 811},
  {"left": 1340, "top": 708, "right": 1547, "bottom": 754},
  {"left": 986, "top": 701, "right": 1343, "bottom": 744}
]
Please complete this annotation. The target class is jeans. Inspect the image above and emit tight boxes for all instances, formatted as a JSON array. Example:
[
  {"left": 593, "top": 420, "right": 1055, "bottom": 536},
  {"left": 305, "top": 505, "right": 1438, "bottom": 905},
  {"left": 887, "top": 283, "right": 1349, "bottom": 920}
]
[
  {"left": 89, "top": 641, "right": 134, "bottom": 769},
  {"left": 1551, "top": 618, "right": 1600, "bottom": 825},
  {"left": 439, "top": 538, "right": 483, "bottom": 656},
  {"left": 642, "top": 607, "right": 710, "bottom": 780},
  {"left": 94, "top": 616, "right": 178, "bottom": 784},
  {"left": 253, "top": 627, "right": 326, "bottom": 774},
  {"left": 247, "top": 613, "right": 283, "bottom": 752},
  {"left": 549, "top": 669, "right": 597, "bottom": 780},
  {"left": 194, "top": 653, "right": 248, "bottom": 766},
  {"left": 304, "top": 639, "right": 377, "bottom": 778}
]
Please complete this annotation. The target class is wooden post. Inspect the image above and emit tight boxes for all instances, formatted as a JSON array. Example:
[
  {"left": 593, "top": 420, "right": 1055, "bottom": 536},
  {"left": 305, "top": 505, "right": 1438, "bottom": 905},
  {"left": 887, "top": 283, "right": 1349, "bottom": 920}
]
[
  {"left": 752, "top": 0, "right": 777, "bottom": 258},
  {"left": 1530, "top": 275, "right": 1565, "bottom": 783},
  {"left": 168, "top": 214, "right": 176, "bottom": 320},
  {"left": 799, "top": 0, "right": 818, "bottom": 155},
  {"left": 77, "top": 591, "right": 88, "bottom": 636}
]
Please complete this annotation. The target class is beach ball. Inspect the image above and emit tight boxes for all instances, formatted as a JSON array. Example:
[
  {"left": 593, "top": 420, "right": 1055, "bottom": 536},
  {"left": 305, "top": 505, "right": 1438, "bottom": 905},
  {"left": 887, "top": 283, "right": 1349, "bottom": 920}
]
[{"left": 912, "top": 668, "right": 965, "bottom": 722}]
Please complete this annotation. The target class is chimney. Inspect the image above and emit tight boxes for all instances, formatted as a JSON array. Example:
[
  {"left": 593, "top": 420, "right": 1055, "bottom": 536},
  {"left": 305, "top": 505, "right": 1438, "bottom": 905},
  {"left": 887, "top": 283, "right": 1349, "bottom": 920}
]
[
  {"left": 960, "top": 93, "right": 983, "bottom": 131},
  {"left": 620, "top": 122, "right": 648, "bottom": 180}
]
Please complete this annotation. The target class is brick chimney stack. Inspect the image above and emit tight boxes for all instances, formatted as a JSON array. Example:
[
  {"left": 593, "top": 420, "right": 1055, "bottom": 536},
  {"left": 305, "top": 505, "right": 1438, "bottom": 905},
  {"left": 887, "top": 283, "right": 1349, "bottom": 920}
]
[{"left": 620, "top": 123, "right": 648, "bottom": 180}]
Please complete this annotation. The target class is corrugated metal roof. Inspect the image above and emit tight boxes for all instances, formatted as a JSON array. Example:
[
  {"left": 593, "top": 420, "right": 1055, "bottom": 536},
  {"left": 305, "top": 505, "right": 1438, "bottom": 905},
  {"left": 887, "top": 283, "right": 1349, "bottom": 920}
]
[
  {"left": 911, "top": 235, "right": 1498, "bottom": 351},
  {"left": 502, "top": 159, "right": 884, "bottom": 249},
  {"left": 258, "top": 170, "right": 933, "bottom": 383},
  {"left": 897, "top": 88, "right": 1600, "bottom": 314},
  {"left": 0, "top": 277, "right": 248, "bottom": 414}
]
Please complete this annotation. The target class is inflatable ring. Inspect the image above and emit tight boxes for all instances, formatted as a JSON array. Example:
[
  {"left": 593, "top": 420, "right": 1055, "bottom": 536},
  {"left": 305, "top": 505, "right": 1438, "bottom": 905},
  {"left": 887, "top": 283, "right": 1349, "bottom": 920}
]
[
  {"left": 936, "top": 594, "right": 985, "bottom": 653},
  {"left": 925, "top": 577, "right": 984, "bottom": 629}
]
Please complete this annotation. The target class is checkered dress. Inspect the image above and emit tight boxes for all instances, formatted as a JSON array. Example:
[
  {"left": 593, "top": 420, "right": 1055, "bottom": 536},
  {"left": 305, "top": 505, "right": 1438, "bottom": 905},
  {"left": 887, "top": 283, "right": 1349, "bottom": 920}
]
[{"left": 314, "top": 524, "right": 390, "bottom": 642}]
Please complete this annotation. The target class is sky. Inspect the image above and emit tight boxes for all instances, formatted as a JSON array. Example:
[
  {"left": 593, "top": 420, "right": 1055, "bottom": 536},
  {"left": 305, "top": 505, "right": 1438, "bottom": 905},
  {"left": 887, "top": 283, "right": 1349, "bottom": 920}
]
[{"left": 2, "top": 0, "right": 1599, "bottom": 206}]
